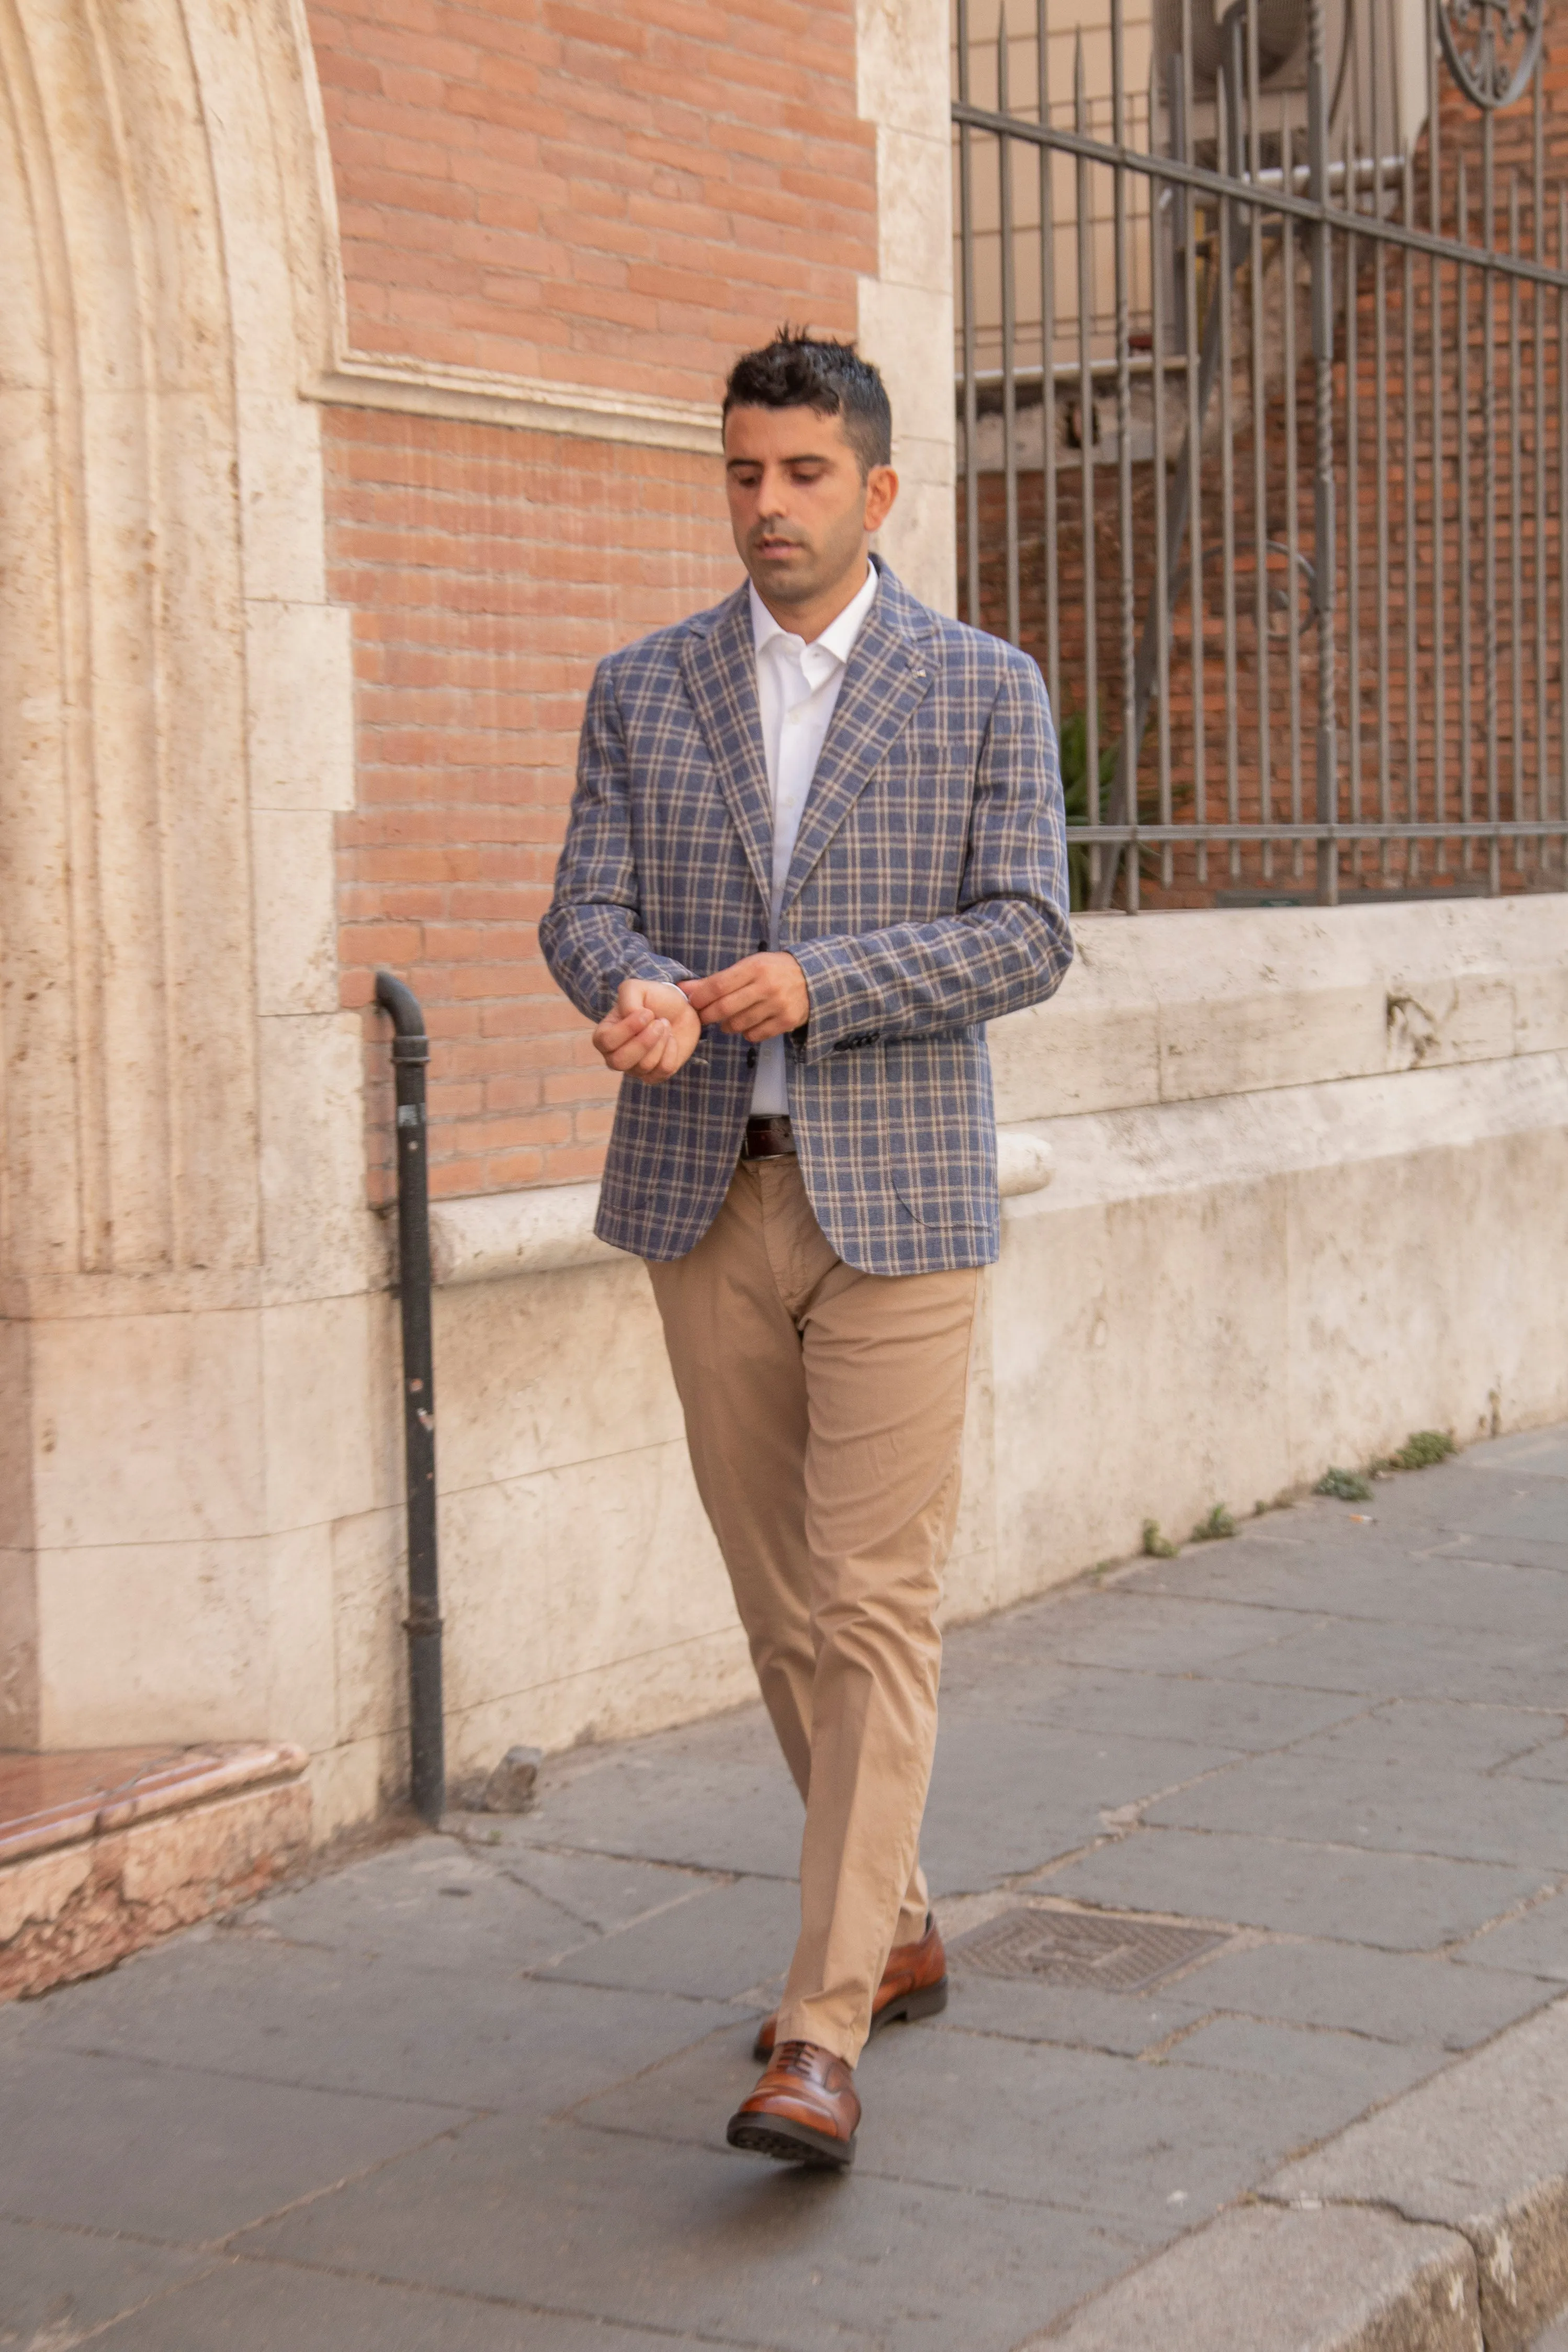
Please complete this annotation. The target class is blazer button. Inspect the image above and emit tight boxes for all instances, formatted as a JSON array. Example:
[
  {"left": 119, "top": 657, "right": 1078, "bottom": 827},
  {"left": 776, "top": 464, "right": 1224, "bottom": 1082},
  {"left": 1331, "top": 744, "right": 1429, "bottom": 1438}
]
[{"left": 746, "top": 1048, "right": 758, "bottom": 1068}]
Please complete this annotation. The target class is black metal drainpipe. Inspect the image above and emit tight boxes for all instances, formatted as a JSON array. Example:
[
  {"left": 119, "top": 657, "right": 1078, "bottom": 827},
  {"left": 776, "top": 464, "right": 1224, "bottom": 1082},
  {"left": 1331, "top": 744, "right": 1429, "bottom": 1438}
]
[{"left": 374, "top": 970, "right": 445, "bottom": 1826}]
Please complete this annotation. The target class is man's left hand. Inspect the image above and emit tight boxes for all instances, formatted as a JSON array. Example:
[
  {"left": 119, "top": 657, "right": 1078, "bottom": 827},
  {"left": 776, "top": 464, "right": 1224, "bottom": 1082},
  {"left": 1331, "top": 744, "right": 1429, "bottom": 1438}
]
[{"left": 680, "top": 953, "right": 809, "bottom": 1043}]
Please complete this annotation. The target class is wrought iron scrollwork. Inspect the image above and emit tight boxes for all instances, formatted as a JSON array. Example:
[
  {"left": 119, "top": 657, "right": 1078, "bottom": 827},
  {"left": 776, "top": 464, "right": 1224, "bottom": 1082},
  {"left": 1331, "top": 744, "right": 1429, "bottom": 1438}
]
[{"left": 1437, "top": 0, "right": 1543, "bottom": 110}]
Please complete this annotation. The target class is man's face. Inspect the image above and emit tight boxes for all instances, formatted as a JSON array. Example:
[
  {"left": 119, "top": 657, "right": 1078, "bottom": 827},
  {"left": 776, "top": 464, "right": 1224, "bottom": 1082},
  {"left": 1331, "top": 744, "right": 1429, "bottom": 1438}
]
[{"left": 723, "top": 404, "right": 896, "bottom": 613}]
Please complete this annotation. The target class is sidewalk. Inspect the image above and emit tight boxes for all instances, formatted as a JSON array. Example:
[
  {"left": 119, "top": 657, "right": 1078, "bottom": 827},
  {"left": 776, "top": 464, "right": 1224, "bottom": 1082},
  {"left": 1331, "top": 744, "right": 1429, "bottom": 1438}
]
[{"left": 4, "top": 1425, "right": 1566, "bottom": 2350}]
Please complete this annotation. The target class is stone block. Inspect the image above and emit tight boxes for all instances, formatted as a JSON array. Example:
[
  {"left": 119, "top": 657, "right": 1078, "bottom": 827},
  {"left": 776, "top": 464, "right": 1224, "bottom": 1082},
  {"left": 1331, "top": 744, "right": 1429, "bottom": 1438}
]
[
  {"left": 36, "top": 1538, "right": 274, "bottom": 1750},
  {"left": 259, "top": 1290, "right": 390, "bottom": 1531},
  {"left": 251, "top": 805, "right": 337, "bottom": 1015},
  {"left": 431, "top": 1254, "right": 678, "bottom": 1493},
  {"left": 0, "top": 1752, "right": 309, "bottom": 2001},
  {"left": 1026, "top": 2202, "right": 1480, "bottom": 2352},
  {"left": 437, "top": 1441, "right": 735, "bottom": 1740},
  {"left": 257, "top": 1010, "right": 379, "bottom": 1303},
  {"left": 330, "top": 1506, "right": 408, "bottom": 1750},
  {"left": 1271, "top": 1996, "right": 1568, "bottom": 2352},
  {"left": 245, "top": 599, "right": 355, "bottom": 812},
  {"left": 29, "top": 1309, "right": 265, "bottom": 1551},
  {"left": 479, "top": 1745, "right": 540, "bottom": 1812}
]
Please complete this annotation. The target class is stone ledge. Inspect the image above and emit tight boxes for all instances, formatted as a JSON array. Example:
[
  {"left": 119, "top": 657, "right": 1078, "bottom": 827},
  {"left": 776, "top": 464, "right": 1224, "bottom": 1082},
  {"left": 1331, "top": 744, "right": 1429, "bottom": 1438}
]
[
  {"left": 0, "top": 1743, "right": 310, "bottom": 2002},
  {"left": 428, "top": 1128, "right": 1055, "bottom": 1286},
  {"left": 309, "top": 353, "right": 721, "bottom": 455},
  {"left": 991, "top": 897, "right": 1568, "bottom": 1124}
]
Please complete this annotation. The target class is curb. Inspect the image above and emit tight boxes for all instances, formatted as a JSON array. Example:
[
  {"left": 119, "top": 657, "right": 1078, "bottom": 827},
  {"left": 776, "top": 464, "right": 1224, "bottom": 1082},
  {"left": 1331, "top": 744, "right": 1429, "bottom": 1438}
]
[{"left": 1021, "top": 1991, "right": 1568, "bottom": 2351}]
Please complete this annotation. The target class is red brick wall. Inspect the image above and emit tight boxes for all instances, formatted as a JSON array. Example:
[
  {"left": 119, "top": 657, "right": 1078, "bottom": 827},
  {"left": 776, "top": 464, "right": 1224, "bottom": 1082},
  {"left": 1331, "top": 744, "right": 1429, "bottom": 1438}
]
[{"left": 308, "top": 0, "right": 877, "bottom": 1198}]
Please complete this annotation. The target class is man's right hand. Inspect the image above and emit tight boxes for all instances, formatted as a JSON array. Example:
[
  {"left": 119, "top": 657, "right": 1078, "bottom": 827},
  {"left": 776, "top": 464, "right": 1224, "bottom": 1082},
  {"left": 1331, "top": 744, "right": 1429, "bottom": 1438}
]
[{"left": 591, "top": 978, "right": 702, "bottom": 1084}]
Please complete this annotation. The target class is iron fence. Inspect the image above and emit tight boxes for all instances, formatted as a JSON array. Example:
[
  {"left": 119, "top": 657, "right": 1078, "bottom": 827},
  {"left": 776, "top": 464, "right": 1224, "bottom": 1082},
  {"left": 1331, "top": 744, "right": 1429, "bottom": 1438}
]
[{"left": 953, "top": 0, "right": 1568, "bottom": 907}]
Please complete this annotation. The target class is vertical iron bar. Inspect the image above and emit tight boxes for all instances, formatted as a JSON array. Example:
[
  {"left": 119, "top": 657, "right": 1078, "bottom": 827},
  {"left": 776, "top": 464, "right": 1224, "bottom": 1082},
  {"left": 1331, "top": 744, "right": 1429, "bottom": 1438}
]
[
  {"left": 1217, "top": 53, "right": 1240, "bottom": 881},
  {"left": 1428, "top": 0, "right": 1446, "bottom": 872},
  {"left": 1346, "top": 126, "right": 1362, "bottom": 874},
  {"left": 1075, "top": 31, "right": 1101, "bottom": 886},
  {"left": 1248, "top": 0, "right": 1271, "bottom": 879},
  {"left": 1371, "top": 10, "right": 1390, "bottom": 880},
  {"left": 1112, "top": 0, "right": 1137, "bottom": 906},
  {"left": 957, "top": 0, "right": 981, "bottom": 628},
  {"left": 1459, "top": 155, "right": 1474, "bottom": 869},
  {"left": 1508, "top": 175, "right": 1523, "bottom": 869},
  {"left": 1149, "top": 53, "right": 1173, "bottom": 890},
  {"left": 374, "top": 971, "right": 445, "bottom": 1829},
  {"left": 1183, "top": 0, "right": 1205, "bottom": 883},
  {"left": 1533, "top": 72, "right": 1547, "bottom": 875},
  {"left": 999, "top": 6, "right": 1022, "bottom": 647},
  {"left": 1560, "top": 188, "right": 1567, "bottom": 869},
  {"left": 1038, "top": 0, "right": 1061, "bottom": 716},
  {"left": 1483, "top": 107, "right": 1499, "bottom": 893},
  {"left": 1308, "top": 1, "right": 1337, "bottom": 905},
  {"left": 1402, "top": 146, "right": 1418, "bottom": 875},
  {"left": 1282, "top": 103, "right": 1304, "bottom": 880}
]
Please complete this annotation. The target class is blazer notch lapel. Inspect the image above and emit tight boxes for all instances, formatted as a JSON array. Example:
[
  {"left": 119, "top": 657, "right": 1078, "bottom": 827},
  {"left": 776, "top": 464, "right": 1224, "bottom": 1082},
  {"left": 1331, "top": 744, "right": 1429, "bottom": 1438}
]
[
  {"left": 780, "top": 612, "right": 933, "bottom": 914},
  {"left": 676, "top": 593, "right": 774, "bottom": 910}
]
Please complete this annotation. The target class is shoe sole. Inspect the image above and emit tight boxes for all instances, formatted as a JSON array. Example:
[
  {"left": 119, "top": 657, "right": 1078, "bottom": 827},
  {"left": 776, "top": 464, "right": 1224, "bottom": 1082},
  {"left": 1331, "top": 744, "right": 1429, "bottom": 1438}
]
[
  {"left": 751, "top": 1975, "right": 949, "bottom": 2064},
  {"left": 727, "top": 2113, "right": 856, "bottom": 2168}
]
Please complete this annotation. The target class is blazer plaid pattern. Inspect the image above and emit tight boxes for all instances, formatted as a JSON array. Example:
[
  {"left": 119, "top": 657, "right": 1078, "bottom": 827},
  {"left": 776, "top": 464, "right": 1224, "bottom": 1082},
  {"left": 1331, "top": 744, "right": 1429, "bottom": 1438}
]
[{"left": 540, "top": 560, "right": 1073, "bottom": 1274}]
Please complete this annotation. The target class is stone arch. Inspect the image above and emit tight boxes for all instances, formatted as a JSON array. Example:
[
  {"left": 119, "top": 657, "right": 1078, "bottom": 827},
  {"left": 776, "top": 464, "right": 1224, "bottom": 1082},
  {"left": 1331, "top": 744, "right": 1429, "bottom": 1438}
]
[
  {"left": 0, "top": 0, "right": 341, "bottom": 1287},
  {"left": 0, "top": 0, "right": 366, "bottom": 1758}
]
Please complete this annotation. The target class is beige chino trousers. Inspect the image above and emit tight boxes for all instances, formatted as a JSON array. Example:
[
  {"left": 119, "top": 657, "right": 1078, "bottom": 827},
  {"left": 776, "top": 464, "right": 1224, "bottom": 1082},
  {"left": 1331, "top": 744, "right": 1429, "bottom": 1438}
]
[{"left": 646, "top": 1155, "right": 978, "bottom": 2065}]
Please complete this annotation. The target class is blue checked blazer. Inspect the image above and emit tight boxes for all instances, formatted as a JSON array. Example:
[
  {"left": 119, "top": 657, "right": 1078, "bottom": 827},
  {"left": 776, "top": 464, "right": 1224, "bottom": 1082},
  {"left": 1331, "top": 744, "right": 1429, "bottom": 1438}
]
[{"left": 540, "top": 560, "right": 1073, "bottom": 1274}]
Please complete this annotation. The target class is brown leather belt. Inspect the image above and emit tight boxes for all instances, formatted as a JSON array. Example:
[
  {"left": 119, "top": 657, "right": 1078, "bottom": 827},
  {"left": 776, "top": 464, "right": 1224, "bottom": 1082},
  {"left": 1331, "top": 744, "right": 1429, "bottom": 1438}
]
[{"left": 740, "top": 1115, "right": 796, "bottom": 1161}]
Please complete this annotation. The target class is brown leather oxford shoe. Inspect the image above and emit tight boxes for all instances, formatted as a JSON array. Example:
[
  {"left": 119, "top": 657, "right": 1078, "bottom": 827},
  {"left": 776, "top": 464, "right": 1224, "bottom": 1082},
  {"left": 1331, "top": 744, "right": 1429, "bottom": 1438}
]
[
  {"left": 727, "top": 2039, "right": 861, "bottom": 2167},
  {"left": 751, "top": 1913, "right": 947, "bottom": 2061}
]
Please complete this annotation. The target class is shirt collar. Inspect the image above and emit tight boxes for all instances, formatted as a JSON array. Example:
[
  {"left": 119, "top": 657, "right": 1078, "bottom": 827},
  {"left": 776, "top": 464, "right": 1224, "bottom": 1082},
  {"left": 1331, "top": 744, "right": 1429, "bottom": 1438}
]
[{"left": 748, "top": 562, "right": 878, "bottom": 667}]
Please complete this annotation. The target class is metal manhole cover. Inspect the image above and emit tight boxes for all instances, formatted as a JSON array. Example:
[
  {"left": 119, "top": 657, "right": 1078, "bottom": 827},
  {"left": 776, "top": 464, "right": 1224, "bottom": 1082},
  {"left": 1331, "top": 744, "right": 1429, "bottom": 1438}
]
[{"left": 955, "top": 1908, "right": 1227, "bottom": 1993}]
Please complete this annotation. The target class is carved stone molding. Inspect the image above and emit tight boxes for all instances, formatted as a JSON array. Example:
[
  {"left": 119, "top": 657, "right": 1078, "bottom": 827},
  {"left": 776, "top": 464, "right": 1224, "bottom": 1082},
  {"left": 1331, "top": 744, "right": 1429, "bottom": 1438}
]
[{"left": 308, "top": 353, "right": 722, "bottom": 456}]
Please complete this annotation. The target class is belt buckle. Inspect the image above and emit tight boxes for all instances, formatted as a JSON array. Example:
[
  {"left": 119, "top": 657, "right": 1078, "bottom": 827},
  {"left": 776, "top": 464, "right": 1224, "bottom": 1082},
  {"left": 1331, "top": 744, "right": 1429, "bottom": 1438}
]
[{"left": 743, "top": 1115, "right": 793, "bottom": 1162}]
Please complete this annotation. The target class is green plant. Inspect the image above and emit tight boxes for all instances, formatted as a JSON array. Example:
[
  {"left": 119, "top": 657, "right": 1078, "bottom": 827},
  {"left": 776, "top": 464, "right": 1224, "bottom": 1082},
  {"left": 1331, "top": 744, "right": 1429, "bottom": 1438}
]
[
  {"left": 1142, "top": 1517, "right": 1178, "bottom": 1559},
  {"left": 1315, "top": 1467, "right": 1373, "bottom": 1502},
  {"left": 1391, "top": 1430, "right": 1456, "bottom": 1470},
  {"left": 1191, "top": 1503, "right": 1236, "bottom": 1542},
  {"left": 1058, "top": 699, "right": 1119, "bottom": 911}
]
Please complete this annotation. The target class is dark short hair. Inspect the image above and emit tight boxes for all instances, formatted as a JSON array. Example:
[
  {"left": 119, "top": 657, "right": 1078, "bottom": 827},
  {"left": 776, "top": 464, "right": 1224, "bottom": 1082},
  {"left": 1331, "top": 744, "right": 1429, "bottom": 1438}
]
[{"left": 723, "top": 330, "right": 893, "bottom": 475}]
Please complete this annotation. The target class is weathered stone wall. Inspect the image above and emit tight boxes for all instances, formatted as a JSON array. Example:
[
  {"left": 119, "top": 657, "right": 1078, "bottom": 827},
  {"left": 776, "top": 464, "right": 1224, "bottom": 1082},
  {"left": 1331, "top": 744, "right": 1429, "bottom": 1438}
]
[
  {"left": 0, "top": 0, "right": 957, "bottom": 1835},
  {"left": 419, "top": 896, "right": 1568, "bottom": 1777}
]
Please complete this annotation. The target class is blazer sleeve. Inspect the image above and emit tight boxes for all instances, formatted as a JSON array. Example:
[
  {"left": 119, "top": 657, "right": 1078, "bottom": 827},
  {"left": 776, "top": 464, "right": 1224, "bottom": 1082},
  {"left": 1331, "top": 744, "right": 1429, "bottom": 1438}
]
[
  {"left": 788, "top": 651, "right": 1073, "bottom": 1060},
  {"left": 538, "top": 657, "right": 696, "bottom": 1023}
]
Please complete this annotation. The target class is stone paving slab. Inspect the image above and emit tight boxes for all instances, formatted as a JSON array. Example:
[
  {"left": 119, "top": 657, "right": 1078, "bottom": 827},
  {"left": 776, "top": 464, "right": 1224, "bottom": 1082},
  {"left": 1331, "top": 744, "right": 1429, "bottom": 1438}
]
[
  {"left": 2, "top": 1424, "right": 1566, "bottom": 2350},
  {"left": 25, "top": 1931, "right": 739, "bottom": 2112},
  {"left": 0, "top": 2218, "right": 217, "bottom": 2351},
  {"left": 236, "top": 2111, "right": 1142, "bottom": 2352},
  {"left": 67, "top": 2258, "right": 737, "bottom": 2351},
  {"left": 0, "top": 2042, "right": 460, "bottom": 2242},
  {"left": 1039, "top": 1821, "right": 1550, "bottom": 1948}
]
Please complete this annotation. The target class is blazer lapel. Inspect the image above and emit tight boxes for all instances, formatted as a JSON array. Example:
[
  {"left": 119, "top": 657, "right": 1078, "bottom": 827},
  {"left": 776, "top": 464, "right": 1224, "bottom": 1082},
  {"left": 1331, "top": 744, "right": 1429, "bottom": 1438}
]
[
  {"left": 676, "top": 588, "right": 775, "bottom": 912},
  {"left": 779, "top": 580, "right": 934, "bottom": 916}
]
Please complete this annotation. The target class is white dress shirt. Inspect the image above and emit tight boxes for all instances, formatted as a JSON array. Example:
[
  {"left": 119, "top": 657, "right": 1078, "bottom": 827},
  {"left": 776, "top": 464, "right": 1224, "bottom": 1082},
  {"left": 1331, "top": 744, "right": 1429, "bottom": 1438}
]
[{"left": 748, "top": 565, "right": 879, "bottom": 1115}]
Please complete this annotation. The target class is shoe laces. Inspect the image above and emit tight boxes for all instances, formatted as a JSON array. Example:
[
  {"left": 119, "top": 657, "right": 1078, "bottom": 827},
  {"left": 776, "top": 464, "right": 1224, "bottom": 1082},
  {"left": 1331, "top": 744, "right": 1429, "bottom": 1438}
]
[{"left": 772, "top": 2039, "right": 817, "bottom": 2080}]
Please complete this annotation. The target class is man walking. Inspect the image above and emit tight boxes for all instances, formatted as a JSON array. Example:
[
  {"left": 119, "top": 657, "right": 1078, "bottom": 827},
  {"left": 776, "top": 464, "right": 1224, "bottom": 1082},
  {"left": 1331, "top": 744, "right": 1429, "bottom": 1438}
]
[{"left": 540, "top": 332, "right": 1071, "bottom": 2168}]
